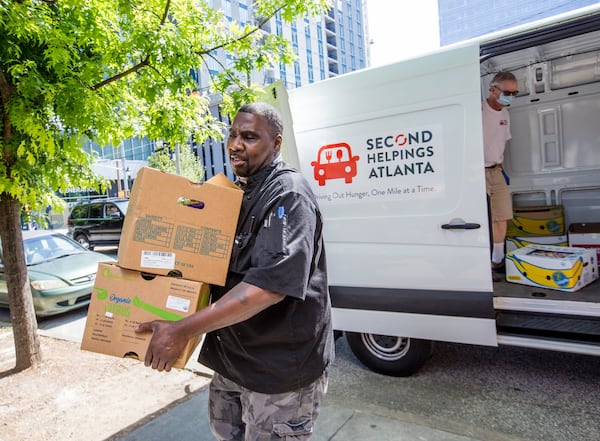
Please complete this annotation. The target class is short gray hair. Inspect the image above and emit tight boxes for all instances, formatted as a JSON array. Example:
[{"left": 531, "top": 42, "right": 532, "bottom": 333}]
[
  {"left": 237, "top": 102, "right": 283, "bottom": 137},
  {"left": 490, "top": 71, "right": 517, "bottom": 87}
]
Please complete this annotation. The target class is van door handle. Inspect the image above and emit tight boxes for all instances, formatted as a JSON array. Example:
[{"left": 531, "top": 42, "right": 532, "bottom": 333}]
[{"left": 441, "top": 222, "right": 481, "bottom": 230}]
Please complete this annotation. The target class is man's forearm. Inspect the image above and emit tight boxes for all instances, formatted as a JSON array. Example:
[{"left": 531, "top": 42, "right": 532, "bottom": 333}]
[{"left": 176, "top": 281, "right": 285, "bottom": 340}]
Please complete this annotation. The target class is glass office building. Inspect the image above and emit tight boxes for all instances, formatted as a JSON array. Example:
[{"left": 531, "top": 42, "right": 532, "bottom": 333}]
[{"left": 438, "top": 0, "right": 599, "bottom": 45}]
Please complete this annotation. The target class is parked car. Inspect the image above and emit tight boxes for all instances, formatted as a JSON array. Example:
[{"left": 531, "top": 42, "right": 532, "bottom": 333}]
[
  {"left": 67, "top": 198, "right": 129, "bottom": 249},
  {"left": 0, "top": 230, "right": 114, "bottom": 317}
]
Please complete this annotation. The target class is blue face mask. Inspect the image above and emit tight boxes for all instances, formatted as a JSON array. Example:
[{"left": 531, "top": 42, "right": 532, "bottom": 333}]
[{"left": 498, "top": 94, "right": 514, "bottom": 106}]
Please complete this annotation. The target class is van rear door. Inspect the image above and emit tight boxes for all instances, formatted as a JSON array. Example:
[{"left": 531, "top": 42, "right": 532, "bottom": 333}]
[{"left": 274, "top": 43, "right": 497, "bottom": 346}]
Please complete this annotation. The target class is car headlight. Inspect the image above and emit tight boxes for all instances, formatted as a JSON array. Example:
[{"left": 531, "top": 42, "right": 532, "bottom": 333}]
[{"left": 31, "top": 279, "right": 69, "bottom": 290}]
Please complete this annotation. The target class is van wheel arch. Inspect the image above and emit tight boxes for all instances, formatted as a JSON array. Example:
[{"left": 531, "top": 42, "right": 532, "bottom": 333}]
[{"left": 345, "top": 332, "right": 433, "bottom": 377}]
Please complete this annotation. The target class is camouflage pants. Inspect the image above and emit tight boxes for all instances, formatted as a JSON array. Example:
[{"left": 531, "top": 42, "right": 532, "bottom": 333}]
[{"left": 208, "top": 371, "right": 328, "bottom": 441}]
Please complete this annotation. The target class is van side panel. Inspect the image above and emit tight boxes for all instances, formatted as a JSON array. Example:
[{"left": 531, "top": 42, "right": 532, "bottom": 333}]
[{"left": 285, "top": 44, "right": 498, "bottom": 345}]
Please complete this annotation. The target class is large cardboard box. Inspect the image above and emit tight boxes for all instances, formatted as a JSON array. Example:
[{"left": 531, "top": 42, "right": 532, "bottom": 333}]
[
  {"left": 568, "top": 222, "right": 600, "bottom": 267},
  {"left": 118, "top": 167, "right": 242, "bottom": 285},
  {"left": 506, "top": 205, "right": 565, "bottom": 237},
  {"left": 81, "top": 262, "right": 210, "bottom": 369},
  {"left": 505, "top": 235, "right": 567, "bottom": 254},
  {"left": 506, "top": 244, "right": 598, "bottom": 292}
]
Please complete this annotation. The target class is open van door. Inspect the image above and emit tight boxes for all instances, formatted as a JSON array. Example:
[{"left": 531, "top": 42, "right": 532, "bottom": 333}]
[{"left": 269, "top": 43, "right": 498, "bottom": 375}]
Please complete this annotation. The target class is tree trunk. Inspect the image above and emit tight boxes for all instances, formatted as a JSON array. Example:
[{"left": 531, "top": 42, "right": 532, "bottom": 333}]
[{"left": 0, "top": 194, "right": 42, "bottom": 370}]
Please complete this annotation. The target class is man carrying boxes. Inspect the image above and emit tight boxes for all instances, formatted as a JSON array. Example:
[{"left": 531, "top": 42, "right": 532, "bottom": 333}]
[{"left": 135, "top": 102, "right": 334, "bottom": 441}]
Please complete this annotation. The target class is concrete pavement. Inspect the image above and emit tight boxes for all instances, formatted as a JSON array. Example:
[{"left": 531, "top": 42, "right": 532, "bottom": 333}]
[{"left": 113, "top": 386, "right": 484, "bottom": 441}]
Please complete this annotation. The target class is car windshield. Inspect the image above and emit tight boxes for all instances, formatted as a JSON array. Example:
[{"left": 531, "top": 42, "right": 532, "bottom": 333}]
[{"left": 24, "top": 234, "right": 86, "bottom": 265}]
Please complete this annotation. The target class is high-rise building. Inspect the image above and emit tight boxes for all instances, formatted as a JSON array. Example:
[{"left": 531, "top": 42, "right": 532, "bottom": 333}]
[
  {"left": 195, "top": 0, "right": 368, "bottom": 90},
  {"left": 88, "top": 0, "right": 369, "bottom": 184},
  {"left": 438, "top": 0, "right": 599, "bottom": 46},
  {"left": 197, "top": 0, "right": 369, "bottom": 179}
]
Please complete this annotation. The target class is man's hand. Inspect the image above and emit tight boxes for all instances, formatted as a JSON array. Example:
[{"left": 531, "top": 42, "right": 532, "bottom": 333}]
[{"left": 135, "top": 321, "right": 189, "bottom": 372}]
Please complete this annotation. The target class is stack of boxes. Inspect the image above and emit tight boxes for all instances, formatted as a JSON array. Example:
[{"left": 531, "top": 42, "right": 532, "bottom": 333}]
[
  {"left": 504, "top": 205, "right": 598, "bottom": 292},
  {"left": 568, "top": 222, "right": 600, "bottom": 268},
  {"left": 81, "top": 167, "right": 243, "bottom": 368}
]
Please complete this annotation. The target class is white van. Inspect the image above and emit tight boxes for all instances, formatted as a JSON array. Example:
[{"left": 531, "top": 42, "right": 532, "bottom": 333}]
[{"left": 270, "top": 5, "right": 600, "bottom": 375}]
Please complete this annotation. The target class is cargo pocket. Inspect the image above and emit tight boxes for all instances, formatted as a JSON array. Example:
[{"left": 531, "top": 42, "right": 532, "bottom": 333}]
[{"left": 272, "top": 418, "right": 313, "bottom": 439}]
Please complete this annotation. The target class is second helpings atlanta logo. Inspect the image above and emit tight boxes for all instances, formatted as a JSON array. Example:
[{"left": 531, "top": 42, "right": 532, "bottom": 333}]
[{"left": 310, "top": 143, "right": 360, "bottom": 186}]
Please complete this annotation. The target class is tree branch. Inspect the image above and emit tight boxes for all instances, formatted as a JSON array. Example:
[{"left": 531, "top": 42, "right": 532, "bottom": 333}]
[
  {"left": 90, "top": 56, "right": 150, "bottom": 91},
  {"left": 198, "top": 5, "right": 284, "bottom": 55},
  {"left": 202, "top": 52, "right": 243, "bottom": 91},
  {"left": 90, "top": 0, "right": 171, "bottom": 91}
]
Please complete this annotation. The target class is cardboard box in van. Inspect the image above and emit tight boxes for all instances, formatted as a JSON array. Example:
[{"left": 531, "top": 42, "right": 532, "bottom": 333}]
[
  {"left": 118, "top": 167, "right": 243, "bottom": 285},
  {"left": 568, "top": 222, "right": 600, "bottom": 267},
  {"left": 505, "top": 244, "right": 597, "bottom": 292},
  {"left": 506, "top": 205, "right": 565, "bottom": 237},
  {"left": 81, "top": 262, "right": 210, "bottom": 369},
  {"left": 505, "top": 235, "right": 568, "bottom": 254}
]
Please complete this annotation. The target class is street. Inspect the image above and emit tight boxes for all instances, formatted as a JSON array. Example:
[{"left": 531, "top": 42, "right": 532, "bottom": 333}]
[
  {"left": 330, "top": 336, "right": 600, "bottom": 441},
  {"left": 2, "top": 304, "right": 598, "bottom": 441}
]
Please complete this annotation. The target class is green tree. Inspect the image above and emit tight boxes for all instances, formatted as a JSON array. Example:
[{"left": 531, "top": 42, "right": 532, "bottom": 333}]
[
  {"left": 147, "top": 144, "right": 205, "bottom": 182},
  {"left": 0, "top": 0, "right": 330, "bottom": 371}
]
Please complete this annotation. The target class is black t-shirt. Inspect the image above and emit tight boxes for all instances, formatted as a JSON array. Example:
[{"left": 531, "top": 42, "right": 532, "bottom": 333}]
[{"left": 198, "top": 161, "right": 334, "bottom": 394}]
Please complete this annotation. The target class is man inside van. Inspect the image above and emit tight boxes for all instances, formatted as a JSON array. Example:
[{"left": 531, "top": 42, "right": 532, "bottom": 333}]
[{"left": 482, "top": 71, "right": 518, "bottom": 281}]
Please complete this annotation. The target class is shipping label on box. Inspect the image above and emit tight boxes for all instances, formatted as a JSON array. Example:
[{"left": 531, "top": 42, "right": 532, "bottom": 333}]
[
  {"left": 568, "top": 222, "right": 600, "bottom": 266},
  {"left": 118, "top": 167, "right": 243, "bottom": 285},
  {"left": 505, "top": 235, "right": 568, "bottom": 254},
  {"left": 81, "top": 262, "right": 211, "bottom": 369},
  {"left": 507, "top": 205, "right": 565, "bottom": 237},
  {"left": 506, "top": 244, "right": 598, "bottom": 292}
]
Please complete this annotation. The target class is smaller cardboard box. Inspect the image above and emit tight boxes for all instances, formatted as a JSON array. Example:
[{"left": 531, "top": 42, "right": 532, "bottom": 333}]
[
  {"left": 507, "top": 205, "right": 565, "bottom": 237},
  {"left": 506, "top": 244, "right": 598, "bottom": 292},
  {"left": 505, "top": 235, "right": 567, "bottom": 254},
  {"left": 118, "top": 167, "right": 243, "bottom": 285},
  {"left": 568, "top": 222, "right": 600, "bottom": 267},
  {"left": 81, "top": 262, "right": 211, "bottom": 369}
]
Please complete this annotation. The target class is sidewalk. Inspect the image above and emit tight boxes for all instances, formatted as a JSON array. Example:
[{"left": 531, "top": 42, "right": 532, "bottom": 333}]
[
  {"left": 27, "top": 313, "right": 485, "bottom": 441},
  {"left": 114, "top": 385, "right": 483, "bottom": 441}
]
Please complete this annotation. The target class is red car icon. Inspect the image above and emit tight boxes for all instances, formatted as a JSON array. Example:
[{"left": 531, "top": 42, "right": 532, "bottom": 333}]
[{"left": 311, "top": 143, "right": 360, "bottom": 186}]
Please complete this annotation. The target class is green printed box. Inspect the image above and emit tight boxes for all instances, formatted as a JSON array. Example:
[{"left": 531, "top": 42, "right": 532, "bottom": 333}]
[{"left": 81, "top": 262, "right": 210, "bottom": 369}]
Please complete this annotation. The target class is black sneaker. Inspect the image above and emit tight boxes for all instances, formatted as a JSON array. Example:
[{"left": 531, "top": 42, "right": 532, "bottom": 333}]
[
  {"left": 492, "top": 271, "right": 503, "bottom": 282},
  {"left": 492, "top": 260, "right": 506, "bottom": 274}
]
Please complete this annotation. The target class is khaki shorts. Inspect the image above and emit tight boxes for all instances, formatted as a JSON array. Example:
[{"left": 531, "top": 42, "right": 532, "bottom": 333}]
[
  {"left": 208, "top": 371, "right": 328, "bottom": 441},
  {"left": 485, "top": 167, "right": 513, "bottom": 222}
]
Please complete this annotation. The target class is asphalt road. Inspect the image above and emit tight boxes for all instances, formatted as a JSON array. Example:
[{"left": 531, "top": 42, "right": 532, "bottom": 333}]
[{"left": 330, "top": 337, "right": 600, "bottom": 441}]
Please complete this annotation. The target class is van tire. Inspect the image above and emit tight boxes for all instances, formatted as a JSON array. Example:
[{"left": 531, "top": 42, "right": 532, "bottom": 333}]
[{"left": 345, "top": 332, "right": 433, "bottom": 376}]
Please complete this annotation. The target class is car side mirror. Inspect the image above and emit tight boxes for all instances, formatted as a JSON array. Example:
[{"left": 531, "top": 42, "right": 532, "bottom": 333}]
[{"left": 109, "top": 212, "right": 121, "bottom": 219}]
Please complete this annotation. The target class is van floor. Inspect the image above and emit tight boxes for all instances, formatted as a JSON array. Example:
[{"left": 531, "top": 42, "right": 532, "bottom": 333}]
[
  {"left": 493, "top": 276, "right": 600, "bottom": 302},
  {"left": 493, "top": 276, "right": 600, "bottom": 343}
]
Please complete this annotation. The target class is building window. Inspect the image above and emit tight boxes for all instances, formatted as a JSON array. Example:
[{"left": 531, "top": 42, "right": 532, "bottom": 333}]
[
  {"left": 239, "top": 3, "right": 248, "bottom": 25},
  {"left": 224, "top": 0, "right": 232, "bottom": 21},
  {"left": 294, "top": 61, "right": 301, "bottom": 87}
]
